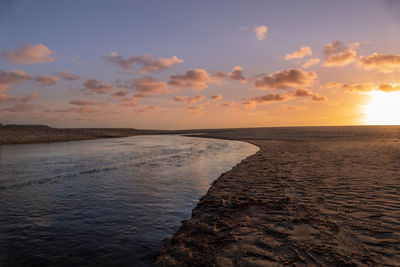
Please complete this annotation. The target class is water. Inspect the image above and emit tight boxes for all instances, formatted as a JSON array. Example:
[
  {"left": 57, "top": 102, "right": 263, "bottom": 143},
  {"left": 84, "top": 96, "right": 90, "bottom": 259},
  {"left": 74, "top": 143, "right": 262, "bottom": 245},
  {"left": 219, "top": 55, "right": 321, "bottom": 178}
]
[{"left": 0, "top": 135, "right": 258, "bottom": 266}]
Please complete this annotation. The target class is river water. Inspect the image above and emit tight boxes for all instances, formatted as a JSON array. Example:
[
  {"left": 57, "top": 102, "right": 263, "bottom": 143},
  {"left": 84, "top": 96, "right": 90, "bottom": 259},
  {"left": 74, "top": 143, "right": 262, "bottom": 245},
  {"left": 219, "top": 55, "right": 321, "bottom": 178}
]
[{"left": 0, "top": 135, "right": 258, "bottom": 266}]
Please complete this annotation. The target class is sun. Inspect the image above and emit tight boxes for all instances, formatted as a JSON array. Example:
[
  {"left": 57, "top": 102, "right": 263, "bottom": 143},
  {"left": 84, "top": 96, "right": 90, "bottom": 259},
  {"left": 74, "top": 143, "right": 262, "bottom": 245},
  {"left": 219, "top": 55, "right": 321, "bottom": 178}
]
[{"left": 363, "top": 91, "right": 400, "bottom": 125}]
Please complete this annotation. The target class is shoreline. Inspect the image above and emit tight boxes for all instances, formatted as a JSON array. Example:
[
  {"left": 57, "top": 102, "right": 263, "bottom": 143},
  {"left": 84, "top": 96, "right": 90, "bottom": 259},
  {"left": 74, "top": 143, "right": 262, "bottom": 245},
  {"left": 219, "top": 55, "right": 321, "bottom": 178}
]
[{"left": 1, "top": 126, "right": 400, "bottom": 265}]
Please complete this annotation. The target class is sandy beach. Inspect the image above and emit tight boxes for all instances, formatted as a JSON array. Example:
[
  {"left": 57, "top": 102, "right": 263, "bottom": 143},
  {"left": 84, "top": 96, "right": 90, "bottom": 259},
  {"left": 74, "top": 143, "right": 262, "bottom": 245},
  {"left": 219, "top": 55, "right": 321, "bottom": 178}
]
[
  {"left": 1, "top": 126, "right": 400, "bottom": 265},
  {"left": 155, "top": 126, "right": 400, "bottom": 266}
]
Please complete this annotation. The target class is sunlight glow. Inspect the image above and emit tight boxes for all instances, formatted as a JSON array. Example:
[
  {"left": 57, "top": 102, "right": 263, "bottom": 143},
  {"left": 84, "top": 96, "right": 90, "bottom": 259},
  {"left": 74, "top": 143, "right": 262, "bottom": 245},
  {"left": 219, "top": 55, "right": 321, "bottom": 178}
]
[{"left": 363, "top": 91, "right": 400, "bottom": 125}]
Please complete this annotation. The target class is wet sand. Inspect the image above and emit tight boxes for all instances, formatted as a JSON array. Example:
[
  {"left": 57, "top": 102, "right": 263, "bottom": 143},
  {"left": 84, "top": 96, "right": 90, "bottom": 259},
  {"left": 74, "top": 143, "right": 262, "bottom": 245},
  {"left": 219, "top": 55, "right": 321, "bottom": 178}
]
[{"left": 155, "top": 126, "right": 400, "bottom": 266}]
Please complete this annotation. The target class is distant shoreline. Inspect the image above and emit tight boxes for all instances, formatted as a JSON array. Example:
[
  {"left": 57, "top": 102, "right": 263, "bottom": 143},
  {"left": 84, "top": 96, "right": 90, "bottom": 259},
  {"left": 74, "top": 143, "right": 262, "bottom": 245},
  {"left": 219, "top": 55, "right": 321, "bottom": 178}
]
[{"left": 1, "top": 124, "right": 400, "bottom": 145}]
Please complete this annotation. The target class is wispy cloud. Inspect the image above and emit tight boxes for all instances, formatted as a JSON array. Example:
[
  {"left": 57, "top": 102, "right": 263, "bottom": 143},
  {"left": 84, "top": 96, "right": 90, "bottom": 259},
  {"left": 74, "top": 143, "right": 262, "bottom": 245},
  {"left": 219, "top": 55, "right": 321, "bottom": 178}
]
[{"left": 285, "top": 46, "right": 312, "bottom": 60}]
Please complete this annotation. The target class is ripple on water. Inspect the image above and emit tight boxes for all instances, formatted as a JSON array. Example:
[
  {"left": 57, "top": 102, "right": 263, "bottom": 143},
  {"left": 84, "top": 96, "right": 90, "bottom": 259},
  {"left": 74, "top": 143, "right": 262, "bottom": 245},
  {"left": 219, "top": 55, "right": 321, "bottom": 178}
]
[{"left": 0, "top": 135, "right": 258, "bottom": 266}]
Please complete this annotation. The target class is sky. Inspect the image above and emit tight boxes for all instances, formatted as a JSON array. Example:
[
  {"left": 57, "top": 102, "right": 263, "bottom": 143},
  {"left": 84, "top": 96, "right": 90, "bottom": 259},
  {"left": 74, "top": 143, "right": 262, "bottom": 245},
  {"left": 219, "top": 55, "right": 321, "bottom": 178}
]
[{"left": 1, "top": 0, "right": 400, "bottom": 129}]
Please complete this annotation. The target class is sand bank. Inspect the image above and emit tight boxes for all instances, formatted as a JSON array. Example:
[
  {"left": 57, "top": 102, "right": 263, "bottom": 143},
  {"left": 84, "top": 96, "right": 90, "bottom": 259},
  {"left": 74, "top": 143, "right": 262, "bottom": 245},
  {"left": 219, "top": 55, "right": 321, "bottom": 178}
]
[
  {"left": 0, "top": 125, "right": 171, "bottom": 145},
  {"left": 155, "top": 126, "right": 400, "bottom": 266}
]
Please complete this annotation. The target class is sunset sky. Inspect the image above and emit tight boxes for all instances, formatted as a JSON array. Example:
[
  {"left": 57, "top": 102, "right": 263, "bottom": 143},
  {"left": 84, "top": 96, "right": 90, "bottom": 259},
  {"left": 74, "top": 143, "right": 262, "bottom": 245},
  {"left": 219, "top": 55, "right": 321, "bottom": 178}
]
[{"left": 1, "top": 0, "right": 400, "bottom": 129}]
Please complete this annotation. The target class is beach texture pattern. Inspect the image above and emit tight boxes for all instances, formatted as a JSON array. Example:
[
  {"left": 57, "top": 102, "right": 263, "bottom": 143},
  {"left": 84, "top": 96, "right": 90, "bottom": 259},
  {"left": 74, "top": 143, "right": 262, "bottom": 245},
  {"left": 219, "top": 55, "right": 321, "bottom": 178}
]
[{"left": 155, "top": 138, "right": 400, "bottom": 266}]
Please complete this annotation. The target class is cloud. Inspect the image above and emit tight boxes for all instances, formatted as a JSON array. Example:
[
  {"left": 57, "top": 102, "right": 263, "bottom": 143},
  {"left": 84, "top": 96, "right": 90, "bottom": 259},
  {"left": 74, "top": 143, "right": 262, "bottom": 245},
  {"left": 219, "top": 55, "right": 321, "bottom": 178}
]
[
  {"left": 0, "top": 103, "right": 36, "bottom": 113},
  {"left": 229, "top": 66, "right": 247, "bottom": 83},
  {"left": 327, "top": 81, "right": 400, "bottom": 93},
  {"left": 35, "top": 75, "right": 59, "bottom": 86},
  {"left": 20, "top": 93, "right": 39, "bottom": 103},
  {"left": 168, "top": 69, "right": 211, "bottom": 90},
  {"left": 243, "top": 93, "right": 288, "bottom": 108},
  {"left": 322, "top": 41, "right": 358, "bottom": 67},
  {"left": 291, "top": 88, "right": 327, "bottom": 102},
  {"left": 120, "top": 96, "right": 138, "bottom": 107},
  {"left": 103, "top": 52, "right": 183, "bottom": 73},
  {"left": 210, "top": 94, "right": 222, "bottom": 101},
  {"left": 282, "top": 105, "right": 309, "bottom": 111},
  {"left": 173, "top": 96, "right": 187, "bottom": 102},
  {"left": 48, "top": 106, "right": 95, "bottom": 114},
  {"left": 254, "top": 69, "right": 317, "bottom": 89},
  {"left": 112, "top": 88, "right": 129, "bottom": 97},
  {"left": 135, "top": 105, "right": 160, "bottom": 113},
  {"left": 243, "top": 88, "right": 326, "bottom": 108},
  {"left": 326, "top": 82, "right": 374, "bottom": 93},
  {"left": 0, "top": 94, "right": 17, "bottom": 104},
  {"left": 173, "top": 95, "right": 204, "bottom": 106},
  {"left": 221, "top": 101, "right": 235, "bottom": 107},
  {"left": 212, "top": 70, "right": 226, "bottom": 83},
  {"left": 187, "top": 105, "right": 204, "bottom": 115},
  {"left": 2, "top": 43, "right": 55, "bottom": 64},
  {"left": 212, "top": 66, "right": 248, "bottom": 83},
  {"left": 358, "top": 53, "right": 400, "bottom": 72},
  {"left": 69, "top": 99, "right": 97, "bottom": 106},
  {"left": 302, "top": 58, "right": 320, "bottom": 68},
  {"left": 186, "top": 95, "right": 204, "bottom": 105},
  {"left": 0, "top": 92, "right": 39, "bottom": 106},
  {"left": 133, "top": 76, "right": 168, "bottom": 97},
  {"left": 285, "top": 46, "right": 312, "bottom": 60},
  {"left": 0, "top": 69, "right": 33, "bottom": 92},
  {"left": 56, "top": 71, "right": 80, "bottom": 81},
  {"left": 377, "top": 83, "right": 400, "bottom": 92},
  {"left": 254, "top": 25, "right": 268, "bottom": 41},
  {"left": 82, "top": 79, "right": 112, "bottom": 94}
]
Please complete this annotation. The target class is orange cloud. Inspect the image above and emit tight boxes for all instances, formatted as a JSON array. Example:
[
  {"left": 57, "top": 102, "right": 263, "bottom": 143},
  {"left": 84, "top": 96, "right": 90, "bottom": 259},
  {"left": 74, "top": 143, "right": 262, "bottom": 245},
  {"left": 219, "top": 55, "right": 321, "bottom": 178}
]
[
  {"left": 302, "top": 58, "right": 320, "bottom": 68},
  {"left": 112, "top": 89, "right": 129, "bottom": 97},
  {"left": 133, "top": 76, "right": 168, "bottom": 97},
  {"left": 378, "top": 83, "right": 400, "bottom": 92},
  {"left": 210, "top": 94, "right": 222, "bottom": 101},
  {"left": 285, "top": 46, "right": 312, "bottom": 60},
  {"left": 82, "top": 79, "right": 112, "bottom": 94},
  {"left": 282, "top": 105, "right": 309, "bottom": 111},
  {"left": 221, "top": 101, "right": 235, "bottom": 107},
  {"left": 327, "top": 81, "right": 400, "bottom": 93},
  {"left": 358, "top": 53, "right": 400, "bottom": 72},
  {"left": 323, "top": 41, "right": 358, "bottom": 67},
  {"left": 35, "top": 75, "right": 59, "bottom": 86},
  {"left": 168, "top": 69, "right": 211, "bottom": 90},
  {"left": 135, "top": 105, "right": 160, "bottom": 113},
  {"left": 254, "top": 25, "right": 268, "bottom": 41},
  {"left": 326, "top": 82, "right": 374, "bottom": 93},
  {"left": 290, "top": 88, "right": 326, "bottom": 101},
  {"left": 173, "top": 95, "right": 205, "bottom": 106},
  {"left": 120, "top": 96, "right": 138, "bottom": 107},
  {"left": 56, "top": 71, "right": 80, "bottom": 81},
  {"left": 2, "top": 43, "right": 55, "bottom": 64},
  {"left": 243, "top": 93, "right": 288, "bottom": 109},
  {"left": 69, "top": 99, "right": 97, "bottom": 106},
  {"left": 104, "top": 52, "right": 183, "bottom": 73},
  {"left": 254, "top": 69, "right": 317, "bottom": 89},
  {"left": 229, "top": 66, "right": 247, "bottom": 83},
  {"left": 0, "top": 69, "right": 32, "bottom": 91},
  {"left": 21, "top": 93, "right": 39, "bottom": 103},
  {"left": 48, "top": 106, "right": 95, "bottom": 115}
]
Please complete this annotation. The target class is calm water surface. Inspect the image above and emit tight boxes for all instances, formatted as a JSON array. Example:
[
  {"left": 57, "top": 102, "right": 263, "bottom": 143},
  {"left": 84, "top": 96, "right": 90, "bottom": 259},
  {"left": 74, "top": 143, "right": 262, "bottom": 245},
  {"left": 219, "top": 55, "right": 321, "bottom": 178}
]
[{"left": 0, "top": 135, "right": 258, "bottom": 266}]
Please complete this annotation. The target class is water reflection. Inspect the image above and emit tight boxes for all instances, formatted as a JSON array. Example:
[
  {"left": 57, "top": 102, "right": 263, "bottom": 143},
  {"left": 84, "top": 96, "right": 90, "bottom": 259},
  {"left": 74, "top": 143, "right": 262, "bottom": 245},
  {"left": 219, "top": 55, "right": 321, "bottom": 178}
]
[{"left": 0, "top": 135, "right": 258, "bottom": 266}]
